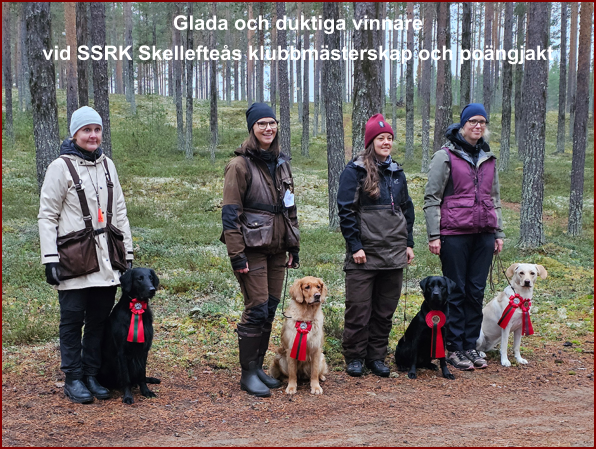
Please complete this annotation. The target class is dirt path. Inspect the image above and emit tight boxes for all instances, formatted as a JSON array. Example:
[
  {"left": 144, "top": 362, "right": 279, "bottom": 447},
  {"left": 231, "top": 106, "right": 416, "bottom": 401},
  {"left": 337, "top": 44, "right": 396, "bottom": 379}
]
[{"left": 2, "top": 340, "right": 593, "bottom": 447}]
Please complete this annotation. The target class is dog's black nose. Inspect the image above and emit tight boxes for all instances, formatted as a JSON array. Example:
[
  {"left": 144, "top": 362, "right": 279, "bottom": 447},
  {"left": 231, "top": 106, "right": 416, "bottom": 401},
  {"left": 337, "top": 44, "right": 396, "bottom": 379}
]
[
  {"left": 524, "top": 280, "right": 531, "bottom": 287},
  {"left": 314, "top": 293, "right": 321, "bottom": 300}
]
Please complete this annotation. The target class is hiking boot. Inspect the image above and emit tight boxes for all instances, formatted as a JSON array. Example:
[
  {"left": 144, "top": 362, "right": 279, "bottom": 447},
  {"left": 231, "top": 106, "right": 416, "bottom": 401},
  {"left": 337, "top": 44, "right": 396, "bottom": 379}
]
[
  {"left": 464, "top": 349, "right": 488, "bottom": 369},
  {"left": 365, "top": 360, "right": 390, "bottom": 377},
  {"left": 447, "top": 351, "right": 475, "bottom": 371},
  {"left": 64, "top": 378, "right": 94, "bottom": 404},
  {"left": 346, "top": 359, "right": 364, "bottom": 377}
]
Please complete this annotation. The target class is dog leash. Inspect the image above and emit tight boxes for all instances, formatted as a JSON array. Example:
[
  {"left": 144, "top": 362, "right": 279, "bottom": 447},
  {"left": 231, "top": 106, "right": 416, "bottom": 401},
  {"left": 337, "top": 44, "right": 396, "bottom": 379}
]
[
  {"left": 490, "top": 252, "right": 516, "bottom": 295},
  {"left": 280, "top": 261, "right": 300, "bottom": 320}
]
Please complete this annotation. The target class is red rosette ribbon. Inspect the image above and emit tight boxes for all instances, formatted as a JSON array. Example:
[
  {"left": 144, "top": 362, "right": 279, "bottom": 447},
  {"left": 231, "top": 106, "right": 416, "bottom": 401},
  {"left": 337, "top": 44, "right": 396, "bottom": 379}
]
[
  {"left": 425, "top": 310, "right": 446, "bottom": 359},
  {"left": 498, "top": 294, "right": 533, "bottom": 336},
  {"left": 127, "top": 298, "right": 147, "bottom": 343},
  {"left": 290, "top": 321, "right": 312, "bottom": 361}
]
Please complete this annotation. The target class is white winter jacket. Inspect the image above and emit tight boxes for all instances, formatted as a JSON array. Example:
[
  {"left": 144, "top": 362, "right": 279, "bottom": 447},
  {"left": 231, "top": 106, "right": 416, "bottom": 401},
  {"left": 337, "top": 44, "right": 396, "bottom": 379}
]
[{"left": 38, "top": 150, "right": 133, "bottom": 290}]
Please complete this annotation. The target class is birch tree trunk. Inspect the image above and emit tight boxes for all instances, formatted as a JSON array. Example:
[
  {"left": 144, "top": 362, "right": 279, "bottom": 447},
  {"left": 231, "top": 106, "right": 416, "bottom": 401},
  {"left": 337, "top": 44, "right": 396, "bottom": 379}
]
[
  {"left": 519, "top": 2, "right": 549, "bottom": 249},
  {"left": 499, "top": 2, "right": 514, "bottom": 172},
  {"left": 26, "top": 2, "right": 60, "bottom": 190},
  {"left": 568, "top": 2, "right": 593, "bottom": 236},
  {"left": 323, "top": 1, "right": 345, "bottom": 231}
]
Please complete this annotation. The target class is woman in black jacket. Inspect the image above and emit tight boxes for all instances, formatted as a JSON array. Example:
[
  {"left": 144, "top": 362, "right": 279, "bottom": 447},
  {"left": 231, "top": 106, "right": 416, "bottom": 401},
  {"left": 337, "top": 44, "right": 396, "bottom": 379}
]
[{"left": 337, "top": 114, "right": 415, "bottom": 377}]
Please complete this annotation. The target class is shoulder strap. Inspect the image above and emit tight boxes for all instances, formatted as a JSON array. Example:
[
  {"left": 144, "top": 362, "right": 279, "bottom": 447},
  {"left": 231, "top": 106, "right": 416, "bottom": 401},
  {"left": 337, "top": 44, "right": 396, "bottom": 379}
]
[
  {"left": 102, "top": 159, "right": 115, "bottom": 225},
  {"left": 60, "top": 157, "right": 93, "bottom": 230}
]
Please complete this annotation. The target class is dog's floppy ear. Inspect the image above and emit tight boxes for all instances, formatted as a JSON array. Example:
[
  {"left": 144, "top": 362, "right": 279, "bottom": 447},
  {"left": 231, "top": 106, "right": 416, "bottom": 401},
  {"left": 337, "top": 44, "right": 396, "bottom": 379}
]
[
  {"left": 289, "top": 278, "right": 304, "bottom": 303},
  {"left": 419, "top": 276, "right": 430, "bottom": 293},
  {"left": 318, "top": 279, "right": 328, "bottom": 303},
  {"left": 535, "top": 264, "right": 548, "bottom": 280},
  {"left": 444, "top": 277, "right": 457, "bottom": 295},
  {"left": 150, "top": 269, "right": 160, "bottom": 288},
  {"left": 506, "top": 263, "right": 519, "bottom": 279},
  {"left": 119, "top": 269, "right": 133, "bottom": 297}
]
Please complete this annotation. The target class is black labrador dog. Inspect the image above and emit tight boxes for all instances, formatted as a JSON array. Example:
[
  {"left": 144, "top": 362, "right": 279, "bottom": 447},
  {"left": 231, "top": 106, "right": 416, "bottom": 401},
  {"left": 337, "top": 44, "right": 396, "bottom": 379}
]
[
  {"left": 395, "top": 276, "right": 456, "bottom": 380},
  {"left": 98, "top": 267, "right": 160, "bottom": 404}
]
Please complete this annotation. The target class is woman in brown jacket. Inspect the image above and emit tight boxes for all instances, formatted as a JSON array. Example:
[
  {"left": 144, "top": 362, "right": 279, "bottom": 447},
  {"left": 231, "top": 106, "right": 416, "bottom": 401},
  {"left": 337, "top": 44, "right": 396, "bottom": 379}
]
[{"left": 221, "top": 103, "right": 299, "bottom": 397}]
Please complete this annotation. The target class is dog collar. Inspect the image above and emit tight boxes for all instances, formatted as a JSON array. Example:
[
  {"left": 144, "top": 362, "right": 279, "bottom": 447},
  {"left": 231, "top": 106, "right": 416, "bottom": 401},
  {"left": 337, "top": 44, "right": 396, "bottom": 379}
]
[
  {"left": 497, "top": 294, "right": 533, "bottom": 336},
  {"left": 425, "top": 311, "right": 446, "bottom": 359},
  {"left": 128, "top": 298, "right": 147, "bottom": 343},
  {"left": 290, "top": 321, "right": 312, "bottom": 362}
]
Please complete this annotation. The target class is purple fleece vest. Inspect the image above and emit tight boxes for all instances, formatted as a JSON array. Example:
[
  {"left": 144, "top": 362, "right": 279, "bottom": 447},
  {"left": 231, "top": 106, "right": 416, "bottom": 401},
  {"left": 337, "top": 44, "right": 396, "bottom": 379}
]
[{"left": 439, "top": 148, "right": 498, "bottom": 235}]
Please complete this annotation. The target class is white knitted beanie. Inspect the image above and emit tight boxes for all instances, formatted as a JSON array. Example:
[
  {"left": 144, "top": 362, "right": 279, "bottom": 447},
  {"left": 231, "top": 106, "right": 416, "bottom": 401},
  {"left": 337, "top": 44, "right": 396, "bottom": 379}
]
[{"left": 70, "top": 106, "right": 103, "bottom": 137}]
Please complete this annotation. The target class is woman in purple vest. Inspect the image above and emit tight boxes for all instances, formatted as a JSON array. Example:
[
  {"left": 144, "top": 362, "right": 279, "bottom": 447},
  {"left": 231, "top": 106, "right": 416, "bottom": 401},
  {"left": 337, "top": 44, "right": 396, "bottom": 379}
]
[{"left": 423, "top": 103, "right": 504, "bottom": 371}]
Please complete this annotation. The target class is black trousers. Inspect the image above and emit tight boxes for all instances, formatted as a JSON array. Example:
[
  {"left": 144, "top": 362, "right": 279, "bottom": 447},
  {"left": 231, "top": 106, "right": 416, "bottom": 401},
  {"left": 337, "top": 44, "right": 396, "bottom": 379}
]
[
  {"left": 440, "top": 233, "right": 495, "bottom": 352},
  {"left": 58, "top": 286, "right": 116, "bottom": 379},
  {"left": 342, "top": 269, "right": 403, "bottom": 363}
]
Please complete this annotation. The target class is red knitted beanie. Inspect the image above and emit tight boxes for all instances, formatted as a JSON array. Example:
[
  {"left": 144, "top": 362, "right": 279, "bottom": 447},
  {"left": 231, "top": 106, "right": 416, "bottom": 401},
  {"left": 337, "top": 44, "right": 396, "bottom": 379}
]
[{"left": 364, "top": 114, "right": 394, "bottom": 148}]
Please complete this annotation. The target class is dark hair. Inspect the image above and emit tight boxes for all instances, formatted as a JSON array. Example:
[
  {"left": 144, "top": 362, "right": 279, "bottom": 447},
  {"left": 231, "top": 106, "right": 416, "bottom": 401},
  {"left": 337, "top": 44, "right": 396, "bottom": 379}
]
[
  {"left": 240, "top": 128, "right": 280, "bottom": 156},
  {"left": 359, "top": 142, "right": 381, "bottom": 199}
]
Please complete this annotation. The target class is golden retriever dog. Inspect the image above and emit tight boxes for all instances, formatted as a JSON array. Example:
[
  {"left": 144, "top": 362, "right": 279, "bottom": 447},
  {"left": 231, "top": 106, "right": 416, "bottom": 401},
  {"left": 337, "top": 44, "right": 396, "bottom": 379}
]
[
  {"left": 476, "top": 263, "right": 548, "bottom": 367},
  {"left": 270, "top": 276, "right": 329, "bottom": 395}
]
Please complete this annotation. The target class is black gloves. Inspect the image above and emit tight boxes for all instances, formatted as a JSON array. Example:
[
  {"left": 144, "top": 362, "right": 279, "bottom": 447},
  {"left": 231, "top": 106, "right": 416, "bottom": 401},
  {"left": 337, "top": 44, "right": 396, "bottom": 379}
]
[
  {"left": 289, "top": 250, "right": 299, "bottom": 268},
  {"left": 45, "top": 263, "right": 61, "bottom": 285}
]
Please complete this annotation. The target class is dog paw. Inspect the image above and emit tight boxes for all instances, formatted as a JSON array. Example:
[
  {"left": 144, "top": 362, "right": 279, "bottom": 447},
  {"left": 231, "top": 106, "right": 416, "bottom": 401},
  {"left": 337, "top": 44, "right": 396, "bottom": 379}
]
[
  {"left": 443, "top": 372, "right": 455, "bottom": 380},
  {"left": 285, "top": 385, "right": 297, "bottom": 395},
  {"left": 310, "top": 385, "right": 323, "bottom": 395},
  {"left": 501, "top": 359, "right": 512, "bottom": 367},
  {"left": 516, "top": 357, "right": 528, "bottom": 365},
  {"left": 141, "top": 389, "right": 157, "bottom": 398},
  {"left": 407, "top": 373, "right": 417, "bottom": 379},
  {"left": 319, "top": 375, "right": 326, "bottom": 382},
  {"left": 122, "top": 396, "right": 134, "bottom": 405}
]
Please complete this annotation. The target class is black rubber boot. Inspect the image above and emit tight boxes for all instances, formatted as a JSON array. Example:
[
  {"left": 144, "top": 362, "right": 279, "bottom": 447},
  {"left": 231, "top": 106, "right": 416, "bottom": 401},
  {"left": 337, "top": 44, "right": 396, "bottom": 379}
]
[
  {"left": 237, "top": 324, "right": 271, "bottom": 397},
  {"left": 83, "top": 375, "right": 111, "bottom": 399},
  {"left": 257, "top": 324, "right": 282, "bottom": 389},
  {"left": 64, "top": 376, "right": 94, "bottom": 404}
]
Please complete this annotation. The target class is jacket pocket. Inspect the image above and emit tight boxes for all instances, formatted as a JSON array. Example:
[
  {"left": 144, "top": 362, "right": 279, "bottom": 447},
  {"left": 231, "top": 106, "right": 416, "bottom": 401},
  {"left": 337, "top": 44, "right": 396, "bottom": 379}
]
[
  {"left": 442, "top": 196, "right": 475, "bottom": 231},
  {"left": 240, "top": 209, "right": 274, "bottom": 248},
  {"left": 57, "top": 228, "right": 100, "bottom": 280},
  {"left": 481, "top": 199, "right": 498, "bottom": 230},
  {"left": 105, "top": 223, "right": 128, "bottom": 272}
]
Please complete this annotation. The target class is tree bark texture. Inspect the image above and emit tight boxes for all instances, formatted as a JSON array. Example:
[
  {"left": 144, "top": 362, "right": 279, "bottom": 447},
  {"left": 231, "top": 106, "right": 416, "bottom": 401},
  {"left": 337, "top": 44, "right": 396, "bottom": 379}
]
[
  {"left": 567, "top": 2, "right": 593, "bottom": 236},
  {"left": 3, "top": 2, "right": 14, "bottom": 140},
  {"left": 420, "top": 3, "right": 432, "bottom": 172},
  {"left": 301, "top": 26, "right": 310, "bottom": 157},
  {"left": 499, "top": 2, "right": 514, "bottom": 172},
  {"left": 519, "top": 2, "right": 549, "bottom": 249},
  {"left": 26, "top": 2, "right": 60, "bottom": 190},
  {"left": 276, "top": 2, "right": 291, "bottom": 158},
  {"left": 185, "top": 3, "right": 194, "bottom": 159},
  {"left": 483, "top": 2, "right": 494, "bottom": 120},
  {"left": 323, "top": 2, "right": 345, "bottom": 231},
  {"left": 19, "top": 3, "right": 31, "bottom": 111},
  {"left": 64, "top": 2, "right": 78, "bottom": 126},
  {"left": 404, "top": 2, "right": 414, "bottom": 160},
  {"left": 433, "top": 2, "right": 452, "bottom": 155},
  {"left": 209, "top": 2, "right": 218, "bottom": 164},
  {"left": 90, "top": 3, "right": 112, "bottom": 158},
  {"left": 124, "top": 2, "right": 135, "bottom": 113},
  {"left": 172, "top": 4, "right": 184, "bottom": 152},
  {"left": 514, "top": 4, "right": 526, "bottom": 151},
  {"left": 460, "top": 2, "right": 472, "bottom": 107},
  {"left": 567, "top": 2, "right": 578, "bottom": 136},
  {"left": 556, "top": 3, "right": 568, "bottom": 154}
]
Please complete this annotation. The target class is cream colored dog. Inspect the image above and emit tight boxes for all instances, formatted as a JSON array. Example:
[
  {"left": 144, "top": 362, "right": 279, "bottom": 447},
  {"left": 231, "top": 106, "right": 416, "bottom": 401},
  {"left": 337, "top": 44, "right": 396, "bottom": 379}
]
[
  {"left": 270, "top": 276, "right": 329, "bottom": 395},
  {"left": 477, "top": 263, "right": 547, "bottom": 367}
]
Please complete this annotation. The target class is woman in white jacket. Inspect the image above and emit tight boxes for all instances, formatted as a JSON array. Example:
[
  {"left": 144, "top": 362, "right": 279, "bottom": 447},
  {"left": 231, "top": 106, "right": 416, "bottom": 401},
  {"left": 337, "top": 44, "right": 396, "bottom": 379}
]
[{"left": 38, "top": 106, "right": 133, "bottom": 403}]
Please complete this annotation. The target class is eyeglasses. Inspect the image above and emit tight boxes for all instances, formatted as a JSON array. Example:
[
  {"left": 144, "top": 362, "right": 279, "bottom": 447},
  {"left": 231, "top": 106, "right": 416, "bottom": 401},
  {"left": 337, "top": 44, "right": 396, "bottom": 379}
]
[
  {"left": 467, "top": 119, "right": 488, "bottom": 127},
  {"left": 256, "top": 120, "right": 278, "bottom": 130}
]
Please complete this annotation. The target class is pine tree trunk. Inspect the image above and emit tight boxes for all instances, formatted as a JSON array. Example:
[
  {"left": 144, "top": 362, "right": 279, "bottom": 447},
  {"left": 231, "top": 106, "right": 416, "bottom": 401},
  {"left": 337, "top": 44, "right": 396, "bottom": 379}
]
[
  {"left": 256, "top": 3, "right": 265, "bottom": 103},
  {"left": 247, "top": 4, "right": 254, "bottom": 105},
  {"left": 404, "top": 2, "right": 415, "bottom": 160},
  {"left": 519, "top": 2, "right": 549, "bottom": 249},
  {"left": 19, "top": 3, "right": 31, "bottom": 111},
  {"left": 185, "top": 3, "right": 194, "bottom": 159},
  {"left": 313, "top": 28, "right": 322, "bottom": 137},
  {"left": 172, "top": 4, "right": 184, "bottom": 153},
  {"left": 390, "top": 13, "right": 397, "bottom": 131},
  {"left": 3, "top": 2, "right": 14, "bottom": 141},
  {"left": 271, "top": 7, "right": 278, "bottom": 114},
  {"left": 90, "top": 3, "right": 112, "bottom": 158},
  {"left": 26, "top": 2, "right": 60, "bottom": 190},
  {"left": 514, "top": 4, "right": 526, "bottom": 151},
  {"left": 460, "top": 2, "right": 472, "bottom": 106},
  {"left": 556, "top": 3, "right": 568, "bottom": 154},
  {"left": 433, "top": 2, "right": 452, "bottom": 155},
  {"left": 123, "top": 2, "right": 135, "bottom": 113},
  {"left": 296, "top": 3, "right": 303, "bottom": 123},
  {"left": 323, "top": 1, "right": 344, "bottom": 231},
  {"left": 301, "top": 26, "right": 310, "bottom": 157},
  {"left": 276, "top": 2, "right": 291, "bottom": 158},
  {"left": 567, "top": 2, "right": 578, "bottom": 137},
  {"left": 209, "top": 2, "right": 218, "bottom": 164},
  {"left": 152, "top": 5, "right": 159, "bottom": 95},
  {"left": 568, "top": 2, "right": 593, "bottom": 236},
  {"left": 483, "top": 2, "right": 493, "bottom": 120},
  {"left": 420, "top": 3, "right": 432, "bottom": 172},
  {"left": 499, "top": 2, "right": 514, "bottom": 172},
  {"left": 64, "top": 2, "right": 78, "bottom": 126},
  {"left": 351, "top": 2, "right": 383, "bottom": 158}
]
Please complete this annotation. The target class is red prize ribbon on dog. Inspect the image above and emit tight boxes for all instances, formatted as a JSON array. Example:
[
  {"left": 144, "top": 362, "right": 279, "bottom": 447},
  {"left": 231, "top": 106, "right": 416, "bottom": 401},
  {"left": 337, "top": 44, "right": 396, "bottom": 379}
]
[
  {"left": 497, "top": 294, "right": 533, "bottom": 336},
  {"left": 290, "top": 321, "right": 312, "bottom": 361},
  {"left": 425, "top": 311, "right": 446, "bottom": 359},
  {"left": 127, "top": 299, "right": 147, "bottom": 343}
]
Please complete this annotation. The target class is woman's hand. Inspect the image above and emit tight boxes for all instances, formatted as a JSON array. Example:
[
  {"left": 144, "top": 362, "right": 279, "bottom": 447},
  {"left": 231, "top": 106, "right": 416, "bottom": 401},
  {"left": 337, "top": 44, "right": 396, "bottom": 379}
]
[
  {"left": 235, "top": 263, "right": 249, "bottom": 274},
  {"left": 352, "top": 249, "right": 367, "bottom": 264},
  {"left": 494, "top": 238, "right": 504, "bottom": 254},
  {"left": 428, "top": 239, "right": 441, "bottom": 256},
  {"left": 406, "top": 247, "right": 415, "bottom": 264}
]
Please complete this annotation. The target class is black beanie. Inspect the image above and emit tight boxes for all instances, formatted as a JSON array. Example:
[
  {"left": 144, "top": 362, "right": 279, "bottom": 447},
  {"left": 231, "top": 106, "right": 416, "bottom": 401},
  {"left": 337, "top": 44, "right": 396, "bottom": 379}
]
[{"left": 246, "top": 102, "right": 277, "bottom": 132}]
